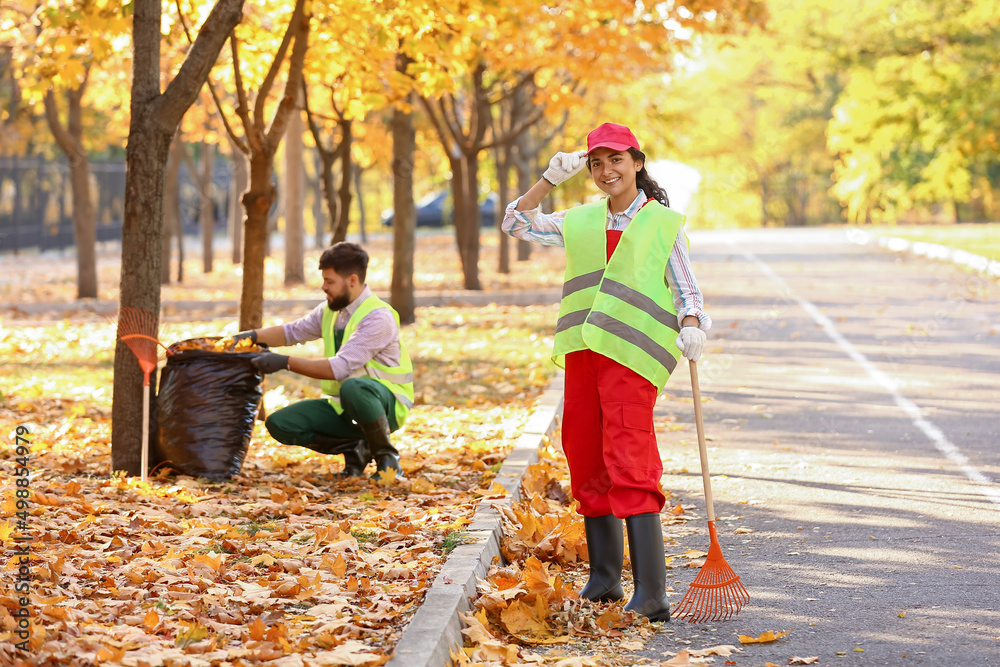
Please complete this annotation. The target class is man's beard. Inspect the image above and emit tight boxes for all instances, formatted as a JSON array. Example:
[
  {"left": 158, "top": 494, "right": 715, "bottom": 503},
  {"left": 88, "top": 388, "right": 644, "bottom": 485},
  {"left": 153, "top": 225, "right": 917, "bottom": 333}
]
[{"left": 327, "top": 293, "right": 351, "bottom": 311}]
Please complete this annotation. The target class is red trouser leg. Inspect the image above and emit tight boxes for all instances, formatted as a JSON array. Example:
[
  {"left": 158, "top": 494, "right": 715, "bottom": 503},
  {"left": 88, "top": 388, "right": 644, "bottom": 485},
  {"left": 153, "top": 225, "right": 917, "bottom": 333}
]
[
  {"left": 563, "top": 349, "right": 666, "bottom": 518},
  {"left": 563, "top": 349, "right": 612, "bottom": 516},
  {"left": 596, "top": 353, "right": 665, "bottom": 517}
]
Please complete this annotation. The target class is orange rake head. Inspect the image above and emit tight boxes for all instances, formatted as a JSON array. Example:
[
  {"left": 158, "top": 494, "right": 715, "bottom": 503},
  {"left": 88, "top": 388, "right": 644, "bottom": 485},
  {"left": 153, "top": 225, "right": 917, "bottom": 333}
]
[
  {"left": 672, "top": 521, "right": 749, "bottom": 623},
  {"left": 116, "top": 308, "right": 167, "bottom": 384}
]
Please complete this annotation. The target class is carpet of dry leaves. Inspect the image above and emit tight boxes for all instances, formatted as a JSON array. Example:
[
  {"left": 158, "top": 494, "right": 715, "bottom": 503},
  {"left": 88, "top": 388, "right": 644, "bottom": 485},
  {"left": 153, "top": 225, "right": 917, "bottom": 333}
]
[
  {"left": 0, "top": 304, "right": 561, "bottom": 667},
  {"left": 453, "top": 440, "right": 751, "bottom": 667}
]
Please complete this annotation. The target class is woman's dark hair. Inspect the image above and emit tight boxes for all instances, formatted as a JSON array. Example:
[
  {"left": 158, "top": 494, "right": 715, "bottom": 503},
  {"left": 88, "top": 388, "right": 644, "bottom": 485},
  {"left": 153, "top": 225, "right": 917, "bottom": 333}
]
[
  {"left": 630, "top": 148, "right": 670, "bottom": 207},
  {"left": 319, "top": 242, "right": 368, "bottom": 283},
  {"left": 586, "top": 147, "right": 670, "bottom": 207}
]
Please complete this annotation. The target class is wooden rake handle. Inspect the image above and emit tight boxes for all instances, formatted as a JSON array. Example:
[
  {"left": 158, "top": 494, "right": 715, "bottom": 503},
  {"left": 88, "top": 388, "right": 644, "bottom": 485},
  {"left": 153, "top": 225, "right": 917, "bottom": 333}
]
[{"left": 689, "top": 360, "right": 716, "bottom": 522}]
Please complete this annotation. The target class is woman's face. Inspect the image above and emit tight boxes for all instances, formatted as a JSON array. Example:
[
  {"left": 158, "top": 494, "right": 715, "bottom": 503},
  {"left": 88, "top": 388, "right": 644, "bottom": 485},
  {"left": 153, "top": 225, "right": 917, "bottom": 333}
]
[{"left": 588, "top": 148, "right": 642, "bottom": 199}]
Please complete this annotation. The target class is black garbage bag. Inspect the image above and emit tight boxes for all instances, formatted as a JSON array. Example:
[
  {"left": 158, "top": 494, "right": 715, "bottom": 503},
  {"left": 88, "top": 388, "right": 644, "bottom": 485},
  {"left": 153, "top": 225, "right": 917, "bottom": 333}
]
[{"left": 156, "top": 337, "right": 265, "bottom": 480}]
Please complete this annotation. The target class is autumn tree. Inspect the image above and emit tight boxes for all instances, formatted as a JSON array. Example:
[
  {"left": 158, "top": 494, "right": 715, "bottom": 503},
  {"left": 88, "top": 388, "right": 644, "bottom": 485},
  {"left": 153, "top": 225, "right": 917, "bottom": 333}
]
[
  {"left": 824, "top": 0, "right": 1000, "bottom": 222},
  {"left": 11, "top": 1, "right": 132, "bottom": 298},
  {"left": 284, "top": 87, "right": 305, "bottom": 284},
  {"left": 193, "top": 0, "right": 310, "bottom": 330},
  {"left": 390, "top": 52, "right": 417, "bottom": 323},
  {"left": 179, "top": 0, "right": 312, "bottom": 325},
  {"left": 111, "top": 0, "right": 243, "bottom": 476},
  {"left": 419, "top": 0, "right": 767, "bottom": 289}
]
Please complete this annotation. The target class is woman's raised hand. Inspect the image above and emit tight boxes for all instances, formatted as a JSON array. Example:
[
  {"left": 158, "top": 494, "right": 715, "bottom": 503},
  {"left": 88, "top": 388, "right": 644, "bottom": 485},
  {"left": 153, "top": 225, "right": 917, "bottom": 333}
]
[{"left": 542, "top": 150, "right": 588, "bottom": 186}]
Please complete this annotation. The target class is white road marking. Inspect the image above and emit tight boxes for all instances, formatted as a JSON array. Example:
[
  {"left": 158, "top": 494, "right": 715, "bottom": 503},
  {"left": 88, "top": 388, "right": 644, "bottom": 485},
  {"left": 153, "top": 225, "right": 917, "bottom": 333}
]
[{"left": 741, "top": 250, "right": 1000, "bottom": 508}]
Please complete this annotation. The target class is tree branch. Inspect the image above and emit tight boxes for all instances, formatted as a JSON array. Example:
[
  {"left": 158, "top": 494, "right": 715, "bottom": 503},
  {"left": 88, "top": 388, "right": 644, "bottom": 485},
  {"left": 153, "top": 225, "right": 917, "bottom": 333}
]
[
  {"left": 175, "top": 0, "right": 247, "bottom": 153},
  {"left": 230, "top": 34, "right": 254, "bottom": 145},
  {"left": 155, "top": 0, "right": 245, "bottom": 131},
  {"left": 264, "top": 0, "right": 310, "bottom": 147},
  {"left": 43, "top": 90, "right": 76, "bottom": 155},
  {"left": 483, "top": 104, "right": 548, "bottom": 152},
  {"left": 66, "top": 64, "right": 91, "bottom": 140},
  {"left": 419, "top": 95, "right": 457, "bottom": 158},
  {"left": 302, "top": 79, "right": 339, "bottom": 161},
  {"left": 131, "top": 0, "right": 163, "bottom": 106},
  {"left": 255, "top": 0, "right": 303, "bottom": 132},
  {"left": 440, "top": 92, "right": 469, "bottom": 150}
]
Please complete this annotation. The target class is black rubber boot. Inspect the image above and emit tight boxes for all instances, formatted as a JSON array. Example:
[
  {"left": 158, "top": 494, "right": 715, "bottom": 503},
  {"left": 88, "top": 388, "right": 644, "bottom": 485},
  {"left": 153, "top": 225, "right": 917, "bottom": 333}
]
[
  {"left": 309, "top": 435, "right": 371, "bottom": 477},
  {"left": 334, "top": 440, "right": 370, "bottom": 477},
  {"left": 360, "top": 414, "right": 403, "bottom": 480},
  {"left": 580, "top": 515, "right": 625, "bottom": 602},
  {"left": 623, "top": 513, "right": 671, "bottom": 622}
]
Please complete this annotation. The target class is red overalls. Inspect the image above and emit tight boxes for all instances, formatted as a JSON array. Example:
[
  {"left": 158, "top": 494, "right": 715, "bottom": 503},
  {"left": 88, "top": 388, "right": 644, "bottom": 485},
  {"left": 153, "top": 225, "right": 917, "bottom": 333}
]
[{"left": 562, "top": 226, "right": 666, "bottom": 519}]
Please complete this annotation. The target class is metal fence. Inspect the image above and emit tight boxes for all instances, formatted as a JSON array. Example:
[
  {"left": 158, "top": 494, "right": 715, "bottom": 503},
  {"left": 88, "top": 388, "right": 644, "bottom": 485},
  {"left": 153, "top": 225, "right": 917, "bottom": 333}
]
[{"left": 0, "top": 156, "right": 232, "bottom": 254}]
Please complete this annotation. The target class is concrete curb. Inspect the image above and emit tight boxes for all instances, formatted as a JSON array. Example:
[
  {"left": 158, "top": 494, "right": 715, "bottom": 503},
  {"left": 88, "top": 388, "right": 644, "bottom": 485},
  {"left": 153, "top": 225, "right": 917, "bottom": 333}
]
[
  {"left": 386, "top": 373, "right": 564, "bottom": 667},
  {"left": 845, "top": 228, "right": 1000, "bottom": 278},
  {"left": 0, "top": 289, "right": 562, "bottom": 317}
]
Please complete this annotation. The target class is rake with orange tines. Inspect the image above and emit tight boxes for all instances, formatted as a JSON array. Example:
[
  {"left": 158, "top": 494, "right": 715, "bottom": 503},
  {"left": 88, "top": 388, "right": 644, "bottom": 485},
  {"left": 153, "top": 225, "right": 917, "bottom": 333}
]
[
  {"left": 673, "top": 360, "right": 749, "bottom": 623},
  {"left": 116, "top": 307, "right": 169, "bottom": 482}
]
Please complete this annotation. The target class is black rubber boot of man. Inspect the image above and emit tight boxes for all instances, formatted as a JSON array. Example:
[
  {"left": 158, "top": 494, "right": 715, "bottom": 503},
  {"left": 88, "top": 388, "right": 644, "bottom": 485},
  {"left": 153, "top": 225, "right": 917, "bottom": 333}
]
[
  {"left": 579, "top": 514, "right": 625, "bottom": 602},
  {"left": 623, "top": 513, "right": 671, "bottom": 622},
  {"left": 360, "top": 415, "right": 403, "bottom": 480},
  {"left": 309, "top": 435, "right": 371, "bottom": 477}
]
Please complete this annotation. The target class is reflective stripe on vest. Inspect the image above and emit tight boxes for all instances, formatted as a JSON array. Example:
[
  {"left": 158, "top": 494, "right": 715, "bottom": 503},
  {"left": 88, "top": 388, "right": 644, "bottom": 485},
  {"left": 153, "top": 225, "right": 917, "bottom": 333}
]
[
  {"left": 321, "top": 294, "right": 415, "bottom": 425},
  {"left": 552, "top": 199, "right": 685, "bottom": 390}
]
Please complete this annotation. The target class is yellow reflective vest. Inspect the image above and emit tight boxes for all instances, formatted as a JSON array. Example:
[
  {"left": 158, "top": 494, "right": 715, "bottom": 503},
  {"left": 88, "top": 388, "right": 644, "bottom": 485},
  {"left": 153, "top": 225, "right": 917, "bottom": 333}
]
[
  {"left": 321, "top": 294, "right": 414, "bottom": 427},
  {"left": 552, "top": 199, "right": 685, "bottom": 391}
]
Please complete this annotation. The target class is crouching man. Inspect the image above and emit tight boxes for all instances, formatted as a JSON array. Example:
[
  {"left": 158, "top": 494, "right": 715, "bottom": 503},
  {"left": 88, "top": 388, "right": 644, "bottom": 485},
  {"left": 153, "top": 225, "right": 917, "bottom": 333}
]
[{"left": 234, "top": 242, "right": 414, "bottom": 480}]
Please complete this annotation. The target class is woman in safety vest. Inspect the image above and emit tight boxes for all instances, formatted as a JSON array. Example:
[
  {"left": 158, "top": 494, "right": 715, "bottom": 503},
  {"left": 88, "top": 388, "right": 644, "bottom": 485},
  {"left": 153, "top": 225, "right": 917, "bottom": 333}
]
[{"left": 501, "top": 123, "right": 711, "bottom": 622}]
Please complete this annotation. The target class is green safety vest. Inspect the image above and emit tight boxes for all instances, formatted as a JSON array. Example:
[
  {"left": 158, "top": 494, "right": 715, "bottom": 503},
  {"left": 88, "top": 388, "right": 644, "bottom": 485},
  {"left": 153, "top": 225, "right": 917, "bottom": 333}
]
[
  {"left": 552, "top": 199, "right": 685, "bottom": 391},
  {"left": 321, "top": 294, "right": 415, "bottom": 426}
]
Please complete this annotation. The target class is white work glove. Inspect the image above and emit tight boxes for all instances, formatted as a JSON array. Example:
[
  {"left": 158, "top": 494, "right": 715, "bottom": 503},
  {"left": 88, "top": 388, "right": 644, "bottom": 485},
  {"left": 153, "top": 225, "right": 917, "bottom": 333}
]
[
  {"left": 676, "top": 326, "right": 706, "bottom": 362},
  {"left": 542, "top": 150, "right": 587, "bottom": 186}
]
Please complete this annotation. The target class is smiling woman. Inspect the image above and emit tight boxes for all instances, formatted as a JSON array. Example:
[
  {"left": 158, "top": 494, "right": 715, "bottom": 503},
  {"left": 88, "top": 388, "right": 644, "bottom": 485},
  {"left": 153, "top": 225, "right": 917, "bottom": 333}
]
[{"left": 500, "top": 121, "right": 714, "bottom": 623}]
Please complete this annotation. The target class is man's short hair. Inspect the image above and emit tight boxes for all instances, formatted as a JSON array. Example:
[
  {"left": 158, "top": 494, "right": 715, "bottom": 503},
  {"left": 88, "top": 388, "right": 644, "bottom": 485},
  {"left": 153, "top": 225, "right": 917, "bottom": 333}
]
[{"left": 318, "top": 242, "right": 368, "bottom": 283}]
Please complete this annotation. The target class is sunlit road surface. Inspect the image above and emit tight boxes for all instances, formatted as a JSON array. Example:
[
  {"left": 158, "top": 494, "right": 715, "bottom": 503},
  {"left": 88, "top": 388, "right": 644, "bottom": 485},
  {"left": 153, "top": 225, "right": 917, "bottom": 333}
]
[{"left": 645, "top": 227, "right": 1000, "bottom": 665}]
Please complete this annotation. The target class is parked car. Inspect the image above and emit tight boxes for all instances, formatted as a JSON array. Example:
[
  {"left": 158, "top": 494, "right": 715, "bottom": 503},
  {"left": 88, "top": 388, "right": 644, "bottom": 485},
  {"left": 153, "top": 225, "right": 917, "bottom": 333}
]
[{"left": 382, "top": 191, "right": 498, "bottom": 228}]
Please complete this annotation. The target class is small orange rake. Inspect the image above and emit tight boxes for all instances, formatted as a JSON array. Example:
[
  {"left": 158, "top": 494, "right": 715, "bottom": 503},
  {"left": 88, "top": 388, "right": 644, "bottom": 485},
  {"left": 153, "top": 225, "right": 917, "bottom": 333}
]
[
  {"left": 673, "top": 360, "right": 749, "bottom": 622},
  {"left": 116, "top": 307, "right": 169, "bottom": 482}
]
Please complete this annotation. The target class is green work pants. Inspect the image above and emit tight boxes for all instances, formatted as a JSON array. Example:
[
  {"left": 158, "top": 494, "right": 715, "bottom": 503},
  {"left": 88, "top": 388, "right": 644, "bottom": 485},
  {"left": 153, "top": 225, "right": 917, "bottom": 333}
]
[{"left": 264, "top": 377, "right": 398, "bottom": 447}]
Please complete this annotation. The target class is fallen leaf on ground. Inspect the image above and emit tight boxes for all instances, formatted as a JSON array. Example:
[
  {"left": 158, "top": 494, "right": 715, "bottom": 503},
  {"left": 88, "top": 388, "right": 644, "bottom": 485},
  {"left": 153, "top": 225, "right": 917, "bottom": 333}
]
[
  {"left": 789, "top": 657, "right": 820, "bottom": 665},
  {"left": 689, "top": 645, "right": 741, "bottom": 657},
  {"left": 738, "top": 629, "right": 791, "bottom": 644}
]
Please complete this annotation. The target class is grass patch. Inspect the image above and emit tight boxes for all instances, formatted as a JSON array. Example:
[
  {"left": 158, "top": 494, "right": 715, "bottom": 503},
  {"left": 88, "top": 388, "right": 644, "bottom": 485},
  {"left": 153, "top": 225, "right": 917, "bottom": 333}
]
[
  {"left": 877, "top": 223, "right": 1000, "bottom": 261},
  {"left": 440, "top": 530, "right": 467, "bottom": 554}
]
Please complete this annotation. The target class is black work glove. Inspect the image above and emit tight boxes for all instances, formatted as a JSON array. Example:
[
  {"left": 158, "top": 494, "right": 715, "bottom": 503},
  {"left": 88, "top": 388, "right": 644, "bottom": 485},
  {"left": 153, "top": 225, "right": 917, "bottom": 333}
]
[
  {"left": 229, "top": 330, "right": 258, "bottom": 348},
  {"left": 251, "top": 352, "right": 289, "bottom": 375}
]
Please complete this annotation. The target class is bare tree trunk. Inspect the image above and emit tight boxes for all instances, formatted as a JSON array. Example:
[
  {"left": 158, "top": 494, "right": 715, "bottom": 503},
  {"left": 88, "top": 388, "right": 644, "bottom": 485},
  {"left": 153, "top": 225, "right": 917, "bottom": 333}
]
[
  {"left": 354, "top": 164, "right": 366, "bottom": 243},
  {"left": 199, "top": 141, "right": 215, "bottom": 272},
  {"left": 234, "top": 0, "right": 311, "bottom": 329},
  {"left": 332, "top": 118, "right": 352, "bottom": 243},
  {"left": 228, "top": 136, "right": 246, "bottom": 264},
  {"left": 311, "top": 151, "right": 324, "bottom": 248},
  {"left": 302, "top": 83, "right": 340, "bottom": 247},
  {"left": 162, "top": 136, "right": 182, "bottom": 284},
  {"left": 240, "top": 154, "right": 276, "bottom": 329},
  {"left": 448, "top": 153, "right": 482, "bottom": 290},
  {"left": 176, "top": 188, "right": 185, "bottom": 283},
  {"left": 319, "top": 155, "right": 338, "bottom": 245},
  {"left": 44, "top": 86, "right": 97, "bottom": 299},
  {"left": 513, "top": 129, "right": 533, "bottom": 262},
  {"left": 284, "top": 97, "right": 305, "bottom": 285},
  {"left": 495, "top": 143, "right": 512, "bottom": 274},
  {"left": 390, "top": 57, "right": 416, "bottom": 324},
  {"left": 113, "top": 0, "right": 244, "bottom": 476}
]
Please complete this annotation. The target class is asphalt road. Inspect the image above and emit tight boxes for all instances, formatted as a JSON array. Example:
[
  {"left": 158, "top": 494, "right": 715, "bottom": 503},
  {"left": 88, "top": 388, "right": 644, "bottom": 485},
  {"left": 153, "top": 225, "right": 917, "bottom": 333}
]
[{"left": 644, "top": 228, "right": 1000, "bottom": 666}]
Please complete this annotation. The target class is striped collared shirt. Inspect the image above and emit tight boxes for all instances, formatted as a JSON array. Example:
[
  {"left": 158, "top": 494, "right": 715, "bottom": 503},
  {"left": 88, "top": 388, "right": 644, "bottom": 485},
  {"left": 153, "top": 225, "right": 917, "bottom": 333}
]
[
  {"left": 501, "top": 190, "right": 711, "bottom": 330},
  {"left": 281, "top": 285, "right": 402, "bottom": 381}
]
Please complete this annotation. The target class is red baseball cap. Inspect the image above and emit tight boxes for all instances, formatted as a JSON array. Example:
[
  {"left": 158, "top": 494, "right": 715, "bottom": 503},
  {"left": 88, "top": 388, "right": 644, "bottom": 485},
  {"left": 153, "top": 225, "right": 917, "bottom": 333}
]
[{"left": 586, "top": 123, "right": 640, "bottom": 154}]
